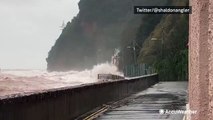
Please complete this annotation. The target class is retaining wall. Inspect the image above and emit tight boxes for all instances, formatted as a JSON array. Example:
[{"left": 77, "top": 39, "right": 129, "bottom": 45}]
[
  {"left": 0, "top": 74, "right": 158, "bottom": 120},
  {"left": 189, "top": 0, "right": 213, "bottom": 119}
]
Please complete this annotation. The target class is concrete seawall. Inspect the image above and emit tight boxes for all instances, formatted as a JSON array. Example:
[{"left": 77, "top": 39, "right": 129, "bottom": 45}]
[{"left": 0, "top": 74, "right": 158, "bottom": 120}]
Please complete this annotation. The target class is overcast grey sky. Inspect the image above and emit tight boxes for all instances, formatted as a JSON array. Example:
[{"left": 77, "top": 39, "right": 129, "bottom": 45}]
[{"left": 0, "top": 0, "right": 80, "bottom": 69}]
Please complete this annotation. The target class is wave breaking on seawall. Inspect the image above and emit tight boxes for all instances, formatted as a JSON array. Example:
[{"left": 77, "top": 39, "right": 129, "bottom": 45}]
[{"left": 0, "top": 62, "right": 123, "bottom": 97}]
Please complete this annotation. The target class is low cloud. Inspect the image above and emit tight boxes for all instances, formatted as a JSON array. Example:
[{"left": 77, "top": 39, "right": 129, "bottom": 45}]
[{"left": 0, "top": 0, "right": 80, "bottom": 69}]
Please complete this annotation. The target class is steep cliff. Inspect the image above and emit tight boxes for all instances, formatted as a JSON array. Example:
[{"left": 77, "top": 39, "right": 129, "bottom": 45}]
[{"left": 47, "top": 0, "right": 168, "bottom": 71}]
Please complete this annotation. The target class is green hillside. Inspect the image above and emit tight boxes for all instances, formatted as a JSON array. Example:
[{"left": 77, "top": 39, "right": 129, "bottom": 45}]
[{"left": 120, "top": 0, "right": 189, "bottom": 80}]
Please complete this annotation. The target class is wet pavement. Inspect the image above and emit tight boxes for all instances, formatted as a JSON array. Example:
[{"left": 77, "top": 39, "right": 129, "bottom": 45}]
[{"left": 96, "top": 82, "right": 188, "bottom": 120}]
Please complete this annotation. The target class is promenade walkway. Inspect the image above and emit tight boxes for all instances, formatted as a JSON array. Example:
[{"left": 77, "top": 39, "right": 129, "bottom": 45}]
[{"left": 95, "top": 82, "right": 187, "bottom": 120}]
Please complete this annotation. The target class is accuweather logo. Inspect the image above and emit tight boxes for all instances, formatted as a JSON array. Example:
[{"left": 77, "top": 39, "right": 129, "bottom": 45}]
[{"left": 159, "top": 109, "right": 197, "bottom": 115}]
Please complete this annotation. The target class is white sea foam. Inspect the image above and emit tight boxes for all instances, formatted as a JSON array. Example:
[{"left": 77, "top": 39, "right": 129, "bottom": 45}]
[{"left": 2, "top": 62, "right": 123, "bottom": 84}]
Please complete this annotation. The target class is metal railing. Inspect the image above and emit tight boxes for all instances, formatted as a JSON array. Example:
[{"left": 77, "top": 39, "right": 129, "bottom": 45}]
[{"left": 123, "top": 64, "right": 155, "bottom": 77}]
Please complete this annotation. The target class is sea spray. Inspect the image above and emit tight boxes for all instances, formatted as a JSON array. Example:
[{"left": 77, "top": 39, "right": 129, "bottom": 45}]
[{"left": 2, "top": 62, "right": 123, "bottom": 84}]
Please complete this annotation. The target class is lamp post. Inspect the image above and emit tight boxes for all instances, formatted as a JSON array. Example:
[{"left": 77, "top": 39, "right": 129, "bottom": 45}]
[
  {"left": 126, "top": 40, "right": 137, "bottom": 77},
  {"left": 151, "top": 27, "right": 165, "bottom": 58},
  {"left": 151, "top": 37, "right": 163, "bottom": 58},
  {"left": 127, "top": 39, "right": 140, "bottom": 65}
]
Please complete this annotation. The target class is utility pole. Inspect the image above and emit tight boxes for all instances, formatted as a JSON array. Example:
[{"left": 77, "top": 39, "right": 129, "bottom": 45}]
[
  {"left": 161, "top": 26, "right": 164, "bottom": 59},
  {"left": 132, "top": 39, "right": 137, "bottom": 65}
]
